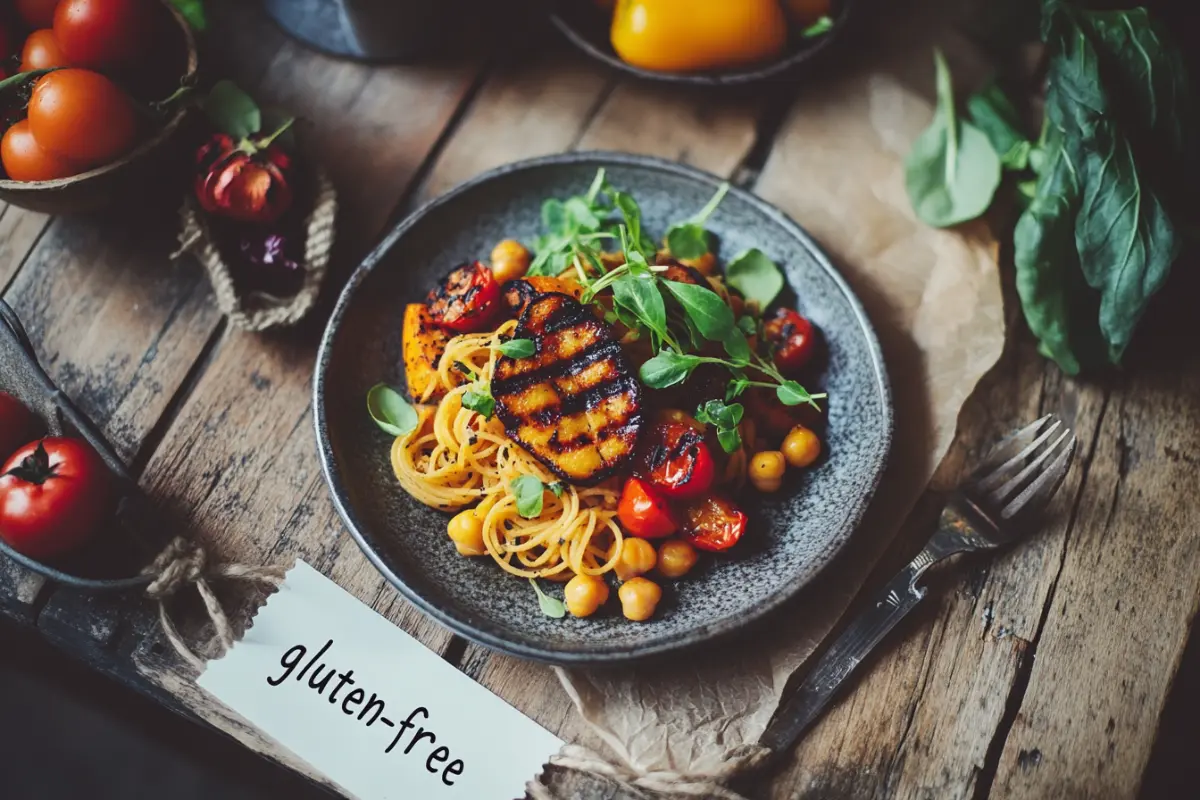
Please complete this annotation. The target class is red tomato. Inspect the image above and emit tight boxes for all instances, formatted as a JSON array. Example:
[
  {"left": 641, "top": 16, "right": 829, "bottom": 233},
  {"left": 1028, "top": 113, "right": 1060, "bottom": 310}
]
[
  {"left": 0, "top": 392, "right": 42, "bottom": 459},
  {"left": 682, "top": 494, "right": 747, "bottom": 552},
  {"left": 16, "top": 0, "right": 62, "bottom": 28},
  {"left": 634, "top": 422, "right": 716, "bottom": 500},
  {"left": 745, "top": 387, "right": 823, "bottom": 436},
  {"left": 53, "top": 0, "right": 152, "bottom": 70},
  {"left": 27, "top": 69, "right": 137, "bottom": 168},
  {"left": 0, "top": 438, "right": 110, "bottom": 560},
  {"left": 21, "top": 28, "right": 71, "bottom": 71},
  {"left": 426, "top": 262, "right": 501, "bottom": 332},
  {"left": 1, "top": 120, "right": 79, "bottom": 182},
  {"left": 617, "top": 477, "right": 678, "bottom": 539},
  {"left": 763, "top": 308, "right": 818, "bottom": 375}
]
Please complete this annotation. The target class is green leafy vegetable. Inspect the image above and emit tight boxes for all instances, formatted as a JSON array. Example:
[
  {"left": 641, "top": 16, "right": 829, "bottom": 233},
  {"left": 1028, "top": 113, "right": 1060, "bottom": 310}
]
[
  {"left": 612, "top": 272, "right": 669, "bottom": 343},
  {"left": 694, "top": 399, "right": 745, "bottom": 454},
  {"left": 967, "top": 81, "right": 1030, "bottom": 169},
  {"left": 529, "top": 579, "right": 567, "bottom": 619},
  {"left": 905, "top": 49, "right": 1003, "bottom": 227},
  {"left": 736, "top": 315, "right": 758, "bottom": 336},
  {"left": 665, "top": 183, "right": 730, "bottom": 259},
  {"left": 801, "top": 16, "right": 834, "bottom": 38},
  {"left": 661, "top": 281, "right": 734, "bottom": 341},
  {"left": 722, "top": 329, "right": 752, "bottom": 366},
  {"left": 204, "top": 80, "right": 261, "bottom": 139},
  {"left": 548, "top": 482, "right": 565, "bottom": 498},
  {"left": 366, "top": 384, "right": 419, "bottom": 437},
  {"left": 725, "top": 249, "right": 785, "bottom": 308},
  {"left": 497, "top": 338, "right": 536, "bottom": 358},
  {"left": 511, "top": 475, "right": 547, "bottom": 519},
  {"left": 462, "top": 389, "right": 496, "bottom": 419},
  {"left": 777, "top": 380, "right": 823, "bottom": 409},
  {"left": 168, "top": 0, "right": 207, "bottom": 30},
  {"left": 639, "top": 351, "right": 703, "bottom": 389}
]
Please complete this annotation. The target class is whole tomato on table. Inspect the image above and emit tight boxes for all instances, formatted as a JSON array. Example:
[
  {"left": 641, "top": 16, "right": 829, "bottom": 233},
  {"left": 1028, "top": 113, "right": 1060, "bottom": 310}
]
[
  {"left": 26, "top": 68, "right": 138, "bottom": 169},
  {"left": 0, "top": 438, "right": 110, "bottom": 560},
  {"left": 53, "top": 0, "right": 156, "bottom": 71},
  {"left": 0, "top": 392, "right": 42, "bottom": 459}
]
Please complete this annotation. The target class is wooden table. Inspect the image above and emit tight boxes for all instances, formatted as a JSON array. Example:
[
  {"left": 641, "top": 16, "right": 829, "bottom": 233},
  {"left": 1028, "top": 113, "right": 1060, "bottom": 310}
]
[{"left": 1, "top": 2, "right": 1196, "bottom": 798}]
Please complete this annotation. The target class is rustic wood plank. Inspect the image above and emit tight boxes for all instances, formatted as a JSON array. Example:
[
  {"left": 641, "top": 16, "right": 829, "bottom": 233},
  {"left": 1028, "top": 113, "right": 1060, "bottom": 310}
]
[{"left": 0, "top": 204, "right": 51, "bottom": 292}]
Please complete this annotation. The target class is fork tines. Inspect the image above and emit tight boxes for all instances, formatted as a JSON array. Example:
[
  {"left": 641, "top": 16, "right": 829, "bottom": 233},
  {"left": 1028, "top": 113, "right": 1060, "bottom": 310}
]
[{"left": 969, "top": 414, "right": 1078, "bottom": 521}]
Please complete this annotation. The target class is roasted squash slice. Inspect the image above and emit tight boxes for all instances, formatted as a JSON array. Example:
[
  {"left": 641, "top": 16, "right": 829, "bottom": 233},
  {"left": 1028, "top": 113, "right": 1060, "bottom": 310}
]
[{"left": 402, "top": 303, "right": 453, "bottom": 401}]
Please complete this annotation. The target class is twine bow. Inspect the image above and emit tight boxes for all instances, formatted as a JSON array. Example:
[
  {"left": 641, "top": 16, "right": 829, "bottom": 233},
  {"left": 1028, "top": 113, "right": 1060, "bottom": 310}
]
[
  {"left": 143, "top": 536, "right": 287, "bottom": 673},
  {"left": 527, "top": 743, "right": 771, "bottom": 800}
]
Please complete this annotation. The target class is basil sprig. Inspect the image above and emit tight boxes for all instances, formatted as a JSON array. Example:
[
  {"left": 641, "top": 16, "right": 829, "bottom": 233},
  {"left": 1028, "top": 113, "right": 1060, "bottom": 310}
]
[
  {"left": 366, "top": 384, "right": 419, "bottom": 436},
  {"left": 496, "top": 338, "right": 535, "bottom": 358},
  {"left": 530, "top": 579, "right": 567, "bottom": 619},
  {"left": 511, "top": 475, "right": 548, "bottom": 518}
]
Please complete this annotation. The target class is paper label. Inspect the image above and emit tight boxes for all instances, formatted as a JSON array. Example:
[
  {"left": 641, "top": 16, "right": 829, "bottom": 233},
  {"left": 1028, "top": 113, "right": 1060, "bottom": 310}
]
[{"left": 198, "top": 561, "right": 562, "bottom": 799}]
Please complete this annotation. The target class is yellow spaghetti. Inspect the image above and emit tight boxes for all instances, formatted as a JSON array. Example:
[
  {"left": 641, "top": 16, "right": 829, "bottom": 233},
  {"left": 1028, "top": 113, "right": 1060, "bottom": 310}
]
[{"left": 390, "top": 320, "right": 624, "bottom": 580}]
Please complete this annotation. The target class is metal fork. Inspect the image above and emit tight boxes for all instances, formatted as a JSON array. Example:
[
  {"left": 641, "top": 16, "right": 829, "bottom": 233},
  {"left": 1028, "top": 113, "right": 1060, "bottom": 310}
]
[{"left": 758, "top": 414, "right": 1078, "bottom": 757}]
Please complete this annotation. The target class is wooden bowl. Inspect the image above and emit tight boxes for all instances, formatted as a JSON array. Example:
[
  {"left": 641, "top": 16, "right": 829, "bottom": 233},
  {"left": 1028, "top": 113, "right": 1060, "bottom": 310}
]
[{"left": 0, "top": 4, "right": 199, "bottom": 215}]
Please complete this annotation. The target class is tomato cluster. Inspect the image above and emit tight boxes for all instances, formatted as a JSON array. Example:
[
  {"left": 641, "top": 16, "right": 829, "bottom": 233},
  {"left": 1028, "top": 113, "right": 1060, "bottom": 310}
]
[
  {"left": 0, "top": 0, "right": 174, "bottom": 182},
  {"left": 0, "top": 391, "right": 110, "bottom": 559}
]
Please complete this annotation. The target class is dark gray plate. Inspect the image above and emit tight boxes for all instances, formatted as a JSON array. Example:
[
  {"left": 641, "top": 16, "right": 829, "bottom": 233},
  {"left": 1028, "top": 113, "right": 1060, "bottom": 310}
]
[{"left": 315, "top": 153, "right": 891, "bottom": 665}]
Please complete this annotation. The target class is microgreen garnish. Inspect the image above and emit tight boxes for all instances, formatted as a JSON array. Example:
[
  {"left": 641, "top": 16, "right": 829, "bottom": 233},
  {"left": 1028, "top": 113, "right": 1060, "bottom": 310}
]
[
  {"left": 496, "top": 338, "right": 536, "bottom": 358},
  {"left": 462, "top": 389, "right": 495, "bottom": 420},
  {"left": 366, "top": 384, "right": 418, "bottom": 437},
  {"left": 695, "top": 399, "right": 746, "bottom": 454},
  {"left": 548, "top": 482, "right": 565, "bottom": 498},
  {"left": 665, "top": 183, "right": 730, "bottom": 259},
  {"left": 801, "top": 16, "right": 835, "bottom": 38},
  {"left": 511, "top": 475, "right": 547, "bottom": 518},
  {"left": 725, "top": 249, "right": 785, "bottom": 308},
  {"left": 530, "top": 579, "right": 567, "bottom": 619}
]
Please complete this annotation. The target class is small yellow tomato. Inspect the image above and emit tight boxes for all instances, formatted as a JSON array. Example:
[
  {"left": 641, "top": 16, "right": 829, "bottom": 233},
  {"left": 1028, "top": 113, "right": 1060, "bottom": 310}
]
[
  {"left": 490, "top": 239, "right": 531, "bottom": 283},
  {"left": 615, "top": 537, "right": 657, "bottom": 581},
  {"left": 657, "top": 539, "right": 698, "bottom": 579},
  {"left": 611, "top": 0, "right": 788, "bottom": 74},
  {"left": 565, "top": 574, "right": 610, "bottom": 618},
  {"left": 783, "top": 425, "right": 822, "bottom": 468},
  {"left": 750, "top": 450, "right": 786, "bottom": 493},
  {"left": 618, "top": 577, "right": 663, "bottom": 621},
  {"left": 447, "top": 508, "right": 486, "bottom": 556}
]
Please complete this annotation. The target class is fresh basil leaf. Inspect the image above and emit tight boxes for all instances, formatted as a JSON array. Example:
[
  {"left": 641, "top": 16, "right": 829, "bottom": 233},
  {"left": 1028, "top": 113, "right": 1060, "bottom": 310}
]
[
  {"left": 722, "top": 328, "right": 751, "bottom": 365},
  {"left": 204, "top": 80, "right": 260, "bottom": 139},
  {"left": 662, "top": 281, "right": 734, "bottom": 341},
  {"left": 565, "top": 197, "right": 601, "bottom": 232},
  {"left": 966, "top": 81, "right": 1029, "bottom": 167},
  {"left": 542, "top": 199, "right": 569, "bottom": 236},
  {"left": 548, "top": 482, "right": 565, "bottom": 498},
  {"left": 777, "top": 381, "right": 822, "bottom": 409},
  {"left": 639, "top": 351, "right": 702, "bottom": 389},
  {"left": 497, "top": 338, "right": 536, "bottom": 358},
  {"left": 717, "top": 427, "right": 743, "bottom": 454},
  {"left": 168, "top": 0, "right": 207, "bottom": 30},
  {"left": 726, "top": 249, "right": 785, "bottom": 308},
  {"left": 905, "top": 50, "right": 1002, "bottom": 227},
  {"left": 529, "top": 579, "right": 567, "bottom": 619},
  {"left": 801, "top": 15, "right": 834, "bottom": 38},
  {"left": 736, "top": 315, "right": 758, "bottom": 336},
  {"left": 665, "top": 222, "right": 709, "bottom": 260},
  {"left": 612, "top": 273, "right": 667, "bottom": 339},
  {"left": 366, "top": 384, "right": 419, "bottom": 436},
  {"left": 511, "top": 475, "right": 546, "bottom": 519},
  {"left": 462, "top": 389, "right": 496, "bottom": 419}
]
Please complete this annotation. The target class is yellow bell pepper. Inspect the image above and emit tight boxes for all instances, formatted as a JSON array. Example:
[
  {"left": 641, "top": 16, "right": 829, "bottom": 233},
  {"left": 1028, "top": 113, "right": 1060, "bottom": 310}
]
[{"left": 611, "top": 0, "right": 789, "bottom": 73}]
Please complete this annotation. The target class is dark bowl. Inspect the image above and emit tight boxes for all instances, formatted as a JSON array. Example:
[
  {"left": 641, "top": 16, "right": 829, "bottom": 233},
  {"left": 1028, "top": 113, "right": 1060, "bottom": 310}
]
[
  {"left": 549, "top": 0, "right": 855, "bottom": 87},
  {"left": 315, "top": 152, "right": 891, "bottom": 665},
  {"left": 0, "top": 301, "right": 161, "bottom": 592}
]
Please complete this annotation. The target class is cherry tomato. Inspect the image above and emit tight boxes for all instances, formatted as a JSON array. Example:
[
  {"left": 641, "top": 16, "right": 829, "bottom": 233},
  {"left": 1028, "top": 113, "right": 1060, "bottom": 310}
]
[
  {"left": 745, "top": 387, "right": 823, "bottom": 436},
  {"left": 682, "top": 494, "right": 747, "bottom": 552},
  {"left": 0, "top": 438, "right": 110, "bottom": 560},
  {"left": 21, "top": 28, "right": 71, "bottom": 71},
  {"left": 1, "top": 119, "right": 79, "bottom": 182},
  {"left": 617, "top": 477, "right": 678, "bottom": 539},
  {"left": 763, "top": 308, "right": 818, "bottom": 375},
  {"left": 28, "top": 69, "right": 137, "bottom": 168},
  {"left": 634, "top": 422, "right": 716, "bottom": 500},
  {"left": 53, "top": 0, "right": 152, "bottom": 71},
  {"left": 426, "top": 262, "right": 501, "bottom": 333},
  {"left": 17, "top": 0, "right": 62, "bottom": 28},
  {"left": 0, "top": 392, "right": 42, "bottom": 459}
]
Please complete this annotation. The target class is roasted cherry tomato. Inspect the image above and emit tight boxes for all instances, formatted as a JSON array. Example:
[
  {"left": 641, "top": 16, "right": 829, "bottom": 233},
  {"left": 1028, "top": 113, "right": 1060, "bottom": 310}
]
[
  {"left": 21, "top": 28, "right": 71, "bottom": 71},
  {"left": 634, "top": 422, "right": 715, "bottom": 500},
  {"left": 17, "top": 0, "right": 62, "bottom": 29},
  {"left": 682, "top": 494, "right": 747, "bottom": 552},
  {"left": 1, "top": 120, "right": 78, "bottom": 182},
  {"left": 0, "top": 392, "right": 42, "bottom": 459},
  {"left": 617, "top": 477, "right": 678, "bottom": 539},
  {"left": 745, "top": 387, "right": 823, "bottom": 436},
  {"left": 0, "top": 438, "right": 110, "bottom": 560},
  {"left": 763, "top": 308, "right": 818, "bottom": 375},
  {"left": 426, "top": 262, "right": 501, "bottom": 333},
  {"left": 28, "top": 69, "right": 137, "bottom": 168},
  {"left": 53, "top": 0, "right": 154, "bottom": 71}
]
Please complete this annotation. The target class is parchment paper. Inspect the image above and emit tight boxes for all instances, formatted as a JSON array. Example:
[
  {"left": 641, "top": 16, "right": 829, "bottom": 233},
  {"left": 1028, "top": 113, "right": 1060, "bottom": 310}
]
[{"left": 550, "top": 50, "right": 1007, "bottom": 782}]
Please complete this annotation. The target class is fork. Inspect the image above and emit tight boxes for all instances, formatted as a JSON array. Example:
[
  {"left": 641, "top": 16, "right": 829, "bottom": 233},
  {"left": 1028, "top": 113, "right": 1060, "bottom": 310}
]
[{"left": 757, "top": 414, "right": 1078, "bottom": 757}]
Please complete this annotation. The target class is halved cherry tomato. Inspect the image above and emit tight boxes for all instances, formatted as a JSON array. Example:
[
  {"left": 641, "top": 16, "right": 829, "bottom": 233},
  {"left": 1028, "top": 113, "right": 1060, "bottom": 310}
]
[
  {"left": 763, "top": 308, "right": 818, "bottom": 375},
  {"left": 634, "top": 422, "right": 715, "bottom": 500},
  {"left": 0, "top": 392, "right": 42, "bottom": 459},
  {"left": 682, "top": 494, "right": 747, "bottom": 552},
  {"left": 617, "top": 477, "right": 678, "bottom": 539},
  {"left": 426, "top": 261, "right": 501, "bottom": 333}
]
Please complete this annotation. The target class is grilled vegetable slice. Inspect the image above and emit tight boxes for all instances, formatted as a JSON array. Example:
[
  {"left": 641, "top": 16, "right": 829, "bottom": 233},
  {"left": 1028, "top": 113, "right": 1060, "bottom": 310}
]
[
  {"left": 402, "top": 304, "right": 454, "bottom": 401},
  {"left": 493, "top": 293, "right": 643, "bottom": 484}
]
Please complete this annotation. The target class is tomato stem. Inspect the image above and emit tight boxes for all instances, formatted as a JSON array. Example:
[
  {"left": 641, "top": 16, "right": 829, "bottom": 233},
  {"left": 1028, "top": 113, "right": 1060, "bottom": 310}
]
[{"left": 4, "top": 442, "right": 56, "bottom": 485}]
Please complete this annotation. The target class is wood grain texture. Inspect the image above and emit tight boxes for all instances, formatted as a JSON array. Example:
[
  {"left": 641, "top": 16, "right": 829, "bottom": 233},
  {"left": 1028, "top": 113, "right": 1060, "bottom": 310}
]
[{"left": 0, "top": 204, "right": 51, "bottom": 292}]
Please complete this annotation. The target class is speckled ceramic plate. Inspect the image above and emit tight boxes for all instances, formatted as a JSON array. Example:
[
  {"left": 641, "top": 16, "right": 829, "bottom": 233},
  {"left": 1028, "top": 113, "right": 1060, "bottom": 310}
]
[{"left": 315, "top": 153, "right": 891, "bottom": 665}]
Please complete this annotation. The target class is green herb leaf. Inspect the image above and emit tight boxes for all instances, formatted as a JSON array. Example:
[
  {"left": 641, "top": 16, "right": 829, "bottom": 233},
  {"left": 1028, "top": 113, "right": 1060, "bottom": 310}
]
[
  {"left": 661, "top": 281, "right": 734, "bottom": 341},
  {"left": 204, "top": 80, "right": 261, "bottom": 139},
  {"left": 966, "top": 81, "right": 1029, "bottom": 168},
  {"left": 726, "top": 249, "right": 785, "bottom": 308},
  {"left": 717, "top": 427, "right": 743, "bottom": 454},
  {"left": 905, "top": 50, "right": 1003, "bottom": 227},
  {"left": 612, "top": 273, "right": 667, "bottom": 340},
  {"left": 542, "top": 199, "right": 569, "bottom": 236},
  {"left": 722, "top": 329, "right": 751, "bottom": 365},
  {"left": 695, "top": 399, "right": 745, "bottom": 454},
  {"left": 168, "top": 0, "right": 207, "bottom": 30},
  {"left": 736, "top": 315, "right": 758, "bottom": 336},
  {"left": 801, "top": 15, "right": 834, "bottom": 38},
  {"left": 366, "top": 384, "right": 419, "bottom": 437},
  {"left": 529, "top": 579, "right": 567, "bottom": 619},
  {"left": 511, "top": 475, "right": 546, "bottom": 519},
  {"left": 665, "top": 223, "right": 710, "bottom": 260},
  {"left": 726, "top": 377, "right": 751, "bottom": 401},
  {"left": 548, "top": 482, "right": 565, "bottom": 498},
  {"left": 565, "top": 197, "right": 602, "bottom": 231},
  {"left": 777, "top": 381, "right": 824, "bottom": 409},
  {"left": 462, "top": 389, "right": 496, "bottom": 419},
  {"left": 497, "top": 338, "right": 536, "bottom": 358},
  {"left": 640, "top": 351, "right": 702, "bottom": 389}
]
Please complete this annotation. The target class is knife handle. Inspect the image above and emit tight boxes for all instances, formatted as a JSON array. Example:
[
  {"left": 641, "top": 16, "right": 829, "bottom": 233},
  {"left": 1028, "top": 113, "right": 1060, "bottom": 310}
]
[{"left": 758, "top": 560, "right": 928, "bottom": 755}]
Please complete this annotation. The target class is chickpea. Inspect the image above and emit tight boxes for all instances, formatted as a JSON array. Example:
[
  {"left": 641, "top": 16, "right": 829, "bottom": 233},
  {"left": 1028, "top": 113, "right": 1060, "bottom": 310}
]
[
  {"left": 657, "top": 539, "right": 698, "bottom": 579},
  {"left": 750, "top": 450, "right": 786, "bottom": 493},
  {"left": 615, "top": 537, "right": 658, "bottom": 581},
  {"left": 618, "top": 577, "right": 663, "bottom": 622},
  {"left": 564, "top": 574, "right": 610, "bottom": 618},
  {"left": 783, "top": 425, "right": 822, "bottom": 468},
  {"left": 490, "top": 239, "right": 531, "bottom": 283},
  {"left": 447, "top": 508, "right": 486, "bottom": 556}
]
